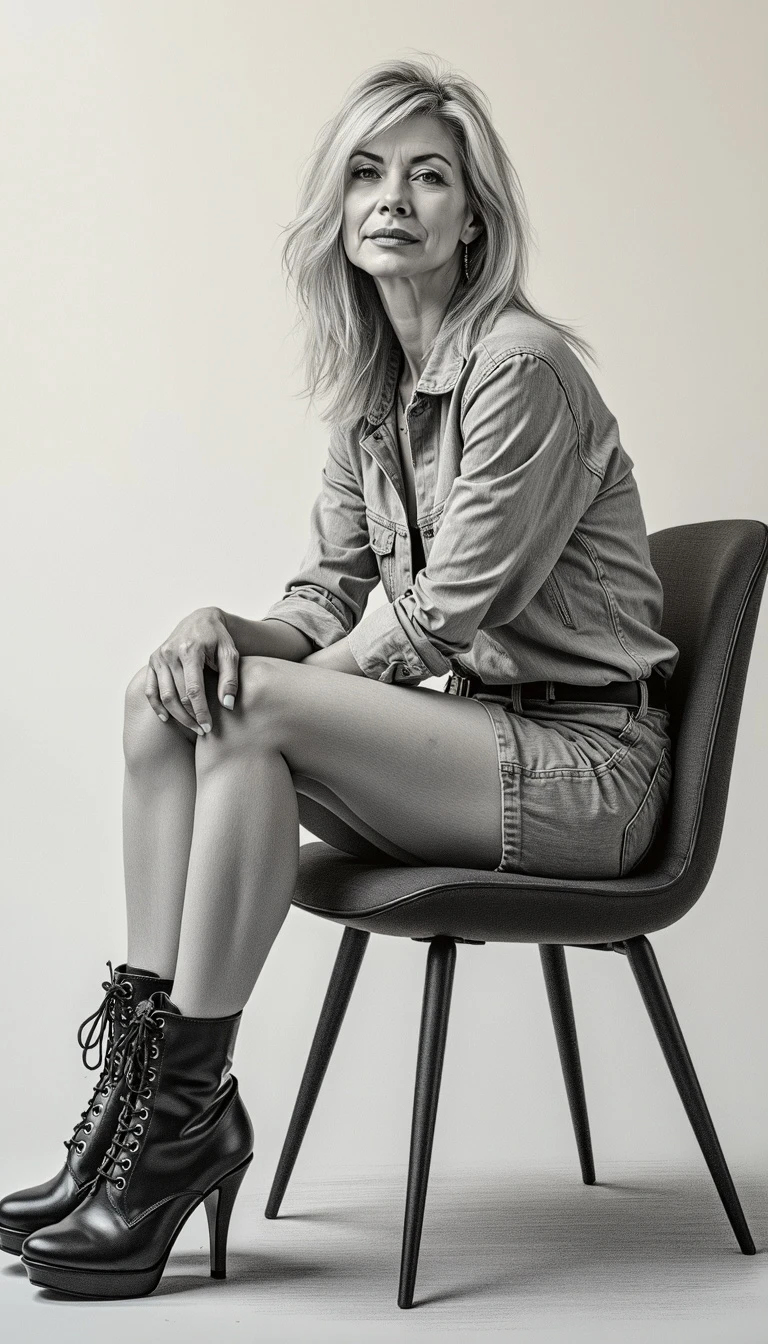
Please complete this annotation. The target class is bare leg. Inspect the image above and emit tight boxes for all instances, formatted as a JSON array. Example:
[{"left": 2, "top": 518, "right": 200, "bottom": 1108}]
[
  {"left": 120, "top": 666, "right": 418, "bottom": 986},
  {"left": 169, "top": 726, "right": 301, "bottom": 1016},
  {"left": 122, "top": 669, "right": 199, "bottom": 978},
  {"left": 169, "top": 656, "right": 502, "bottom": 1017}
]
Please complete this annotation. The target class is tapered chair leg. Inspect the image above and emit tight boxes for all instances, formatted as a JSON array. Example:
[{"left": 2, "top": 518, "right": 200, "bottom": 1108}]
[
  {"left": 398, "top": 935, "right": 457, "bottom": 1310},
  {"left": 622, "top": 934, "right": 755, "bottom": 1255},
  {"left": 539, "top": 944, "right": 596, "bottom": 1185},
  {"left": 265, "top": 925, "right": 370, "bottom": 1220}
]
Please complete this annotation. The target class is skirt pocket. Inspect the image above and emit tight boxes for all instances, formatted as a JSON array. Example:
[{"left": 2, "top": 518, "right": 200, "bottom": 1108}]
[{"left": 620, "top": 747, "right": 673, "bottom": 876}]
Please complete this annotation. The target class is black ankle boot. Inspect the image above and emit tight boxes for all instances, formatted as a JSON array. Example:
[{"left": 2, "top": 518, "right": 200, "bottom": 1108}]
[
  {"left": 0, "top": 963, "right": 173, "bottom": 1255},
  {"left": 21, "top": 991, "right": 254, "bottom": 1298}
]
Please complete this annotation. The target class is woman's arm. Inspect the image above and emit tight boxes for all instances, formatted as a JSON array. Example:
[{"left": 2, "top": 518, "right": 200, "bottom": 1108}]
[
  {"left": 301, "top": 635, "right": 366, "bottom": 675},
  {"left": 219, "top": 611, "right": 365, "bottom": 674},
  {"left": 220, "top": 611, "right": 315, "bottom": 660}
]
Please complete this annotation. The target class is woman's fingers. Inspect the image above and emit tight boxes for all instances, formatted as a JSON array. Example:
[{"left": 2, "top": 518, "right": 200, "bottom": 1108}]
[
  {"left": 150, "top": 658, "right": 205, "bottom": 735},
  {"left": 144, "top": 663, "right": 168, "bottom": 721},
  {"left": 178, "top": 649, "right": 213, "bottom": 732},
  {"left": 217, "top": 641, "right": 240, "bottom": 710}
]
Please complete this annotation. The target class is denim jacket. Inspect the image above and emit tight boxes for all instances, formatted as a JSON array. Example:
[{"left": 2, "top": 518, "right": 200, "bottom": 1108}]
[{"left": 263, "top": 301, "right": 680, "bottom": 688}]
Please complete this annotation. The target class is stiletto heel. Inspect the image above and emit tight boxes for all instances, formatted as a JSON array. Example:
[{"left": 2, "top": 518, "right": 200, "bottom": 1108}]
[{"left": 204, "top": 1157, "right": 252, "bottom": 1279}]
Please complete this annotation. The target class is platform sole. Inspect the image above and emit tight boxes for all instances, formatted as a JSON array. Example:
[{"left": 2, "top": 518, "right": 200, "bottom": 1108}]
[
  {"left": 21, "top": 1154, "right": 253, "bottom": 1299},
  {"left": 0, "top": 1225, "right": 25, "bottom": 1256},
  {"left": 22, "top": 1256, "right": 169, "bottom": 1298}
]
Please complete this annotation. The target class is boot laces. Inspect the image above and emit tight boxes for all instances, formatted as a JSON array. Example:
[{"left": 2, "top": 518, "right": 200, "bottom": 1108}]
[
  {"left": 63, "top": 961, "right": 133, "bottom": 1156},
  {"left": 90, "top": 998, "right": 166, "bottom": 1194}
]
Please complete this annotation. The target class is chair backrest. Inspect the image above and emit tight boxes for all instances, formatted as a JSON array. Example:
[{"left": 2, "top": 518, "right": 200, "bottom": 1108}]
[{"left": 647, "top": 519, "right": 768, "bottom": 890}]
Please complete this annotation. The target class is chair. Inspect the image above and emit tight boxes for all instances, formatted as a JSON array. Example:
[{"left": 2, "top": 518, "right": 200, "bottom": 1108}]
[{"left": 267, "top": 519, "right": 767, "bottom": 1309}]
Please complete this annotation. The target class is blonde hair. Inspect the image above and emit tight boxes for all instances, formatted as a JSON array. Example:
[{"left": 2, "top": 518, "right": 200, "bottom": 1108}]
[{"left": 279, "top": 53, "right": 597, "bottom": 432}]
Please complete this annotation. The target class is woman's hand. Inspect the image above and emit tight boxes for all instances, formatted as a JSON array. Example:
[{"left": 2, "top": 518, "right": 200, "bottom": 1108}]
[{"left": 145, "top": 607, "right": 239, "bottom": 735}]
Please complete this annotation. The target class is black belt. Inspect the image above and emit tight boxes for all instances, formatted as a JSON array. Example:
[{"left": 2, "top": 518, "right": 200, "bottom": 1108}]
[{"left": 446, "top": 669, "right": 668, "bottom": 710}]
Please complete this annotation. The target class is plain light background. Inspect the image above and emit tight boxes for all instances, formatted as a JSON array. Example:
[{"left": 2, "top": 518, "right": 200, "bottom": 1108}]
[{"left": 1, "top": 0, "right": 766, "bottom": 1220}]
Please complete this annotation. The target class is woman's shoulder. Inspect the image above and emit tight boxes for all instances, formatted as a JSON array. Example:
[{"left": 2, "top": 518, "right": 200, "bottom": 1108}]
[
  {"left": 463, "top": 305, "right": 624, "bottom": 476},
  {"left": 471, "top": 305, "right": 584, "bottom": 381},
  {"left": 464, "top": 305, "right": 609, "bottom": 425}
]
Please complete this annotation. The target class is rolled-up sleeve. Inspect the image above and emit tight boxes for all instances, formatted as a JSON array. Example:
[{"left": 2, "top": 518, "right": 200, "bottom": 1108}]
[
  {"left": 263, "top": 427, "right": 380, "bottom": 650},
  {"left": 346, "top": 351, "right": 604, "bottom": 684}
]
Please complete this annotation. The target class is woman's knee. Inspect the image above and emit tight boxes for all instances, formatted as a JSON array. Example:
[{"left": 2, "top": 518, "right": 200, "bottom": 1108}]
[
  {"left": 194, "top": 658, "right": 283, "bottom": 771},
  {"left": 125, "top": 664, "right": 149, "bottom": 702},
  {"left": 123, "top": 665, "right": 166, "bottom": 768}
]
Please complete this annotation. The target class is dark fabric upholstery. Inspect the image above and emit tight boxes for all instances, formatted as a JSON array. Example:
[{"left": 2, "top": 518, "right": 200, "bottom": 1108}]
[{"left": 294, "top": 520, "right": 768, "bottom": 946}]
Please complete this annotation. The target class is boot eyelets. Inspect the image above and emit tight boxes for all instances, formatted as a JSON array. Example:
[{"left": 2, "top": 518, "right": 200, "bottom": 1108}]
[
  {"left": 140, "top": 1087, "right": 152, "bottom": 1100},
  {"left": 83, "top": 1123, "right": 93, "bottom": 1134},
  {"left": 101, "top": 1085, "right": 110, "bottom": 1097},
  {"left": 92, "top": 1104, "right": 102, "bottom": 1116},
  {"left": 121, "top": 1158, "right": 132, "bottom": 1170},
  {"left": 129, "top": 1140, "right": 139, "bottom": 1152},
  {"left": 75, "top": 1141, "right": 86, "bottom": 1153},
  {"left": 139, "top": 1107, "right": 149, "bottom": 1120},
  {"left": 115, "top": 1177, "right": 126, "bottom": 1190},
  {"left": 134, "top": 1124, "right": 144, "bottom": 1136},
  {"left": 148, "top": 1070, "right": 156, "bottom": 1082},
  {"left": 151, "top": 1046, "right": 159, "bottom": 1059},
  {"left": 156, "top": 1017, "right": 165, "bottom": 1028}
]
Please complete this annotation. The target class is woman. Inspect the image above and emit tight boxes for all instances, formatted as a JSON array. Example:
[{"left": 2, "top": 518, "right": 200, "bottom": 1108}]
[{"left": 1, "top": 56, "right": 678, "bottom": 1298}]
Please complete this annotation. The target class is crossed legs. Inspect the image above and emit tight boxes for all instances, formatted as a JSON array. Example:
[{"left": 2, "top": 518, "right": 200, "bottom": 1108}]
[{"left": 122, "top": 655, "right": 503, "bottom": 1017}]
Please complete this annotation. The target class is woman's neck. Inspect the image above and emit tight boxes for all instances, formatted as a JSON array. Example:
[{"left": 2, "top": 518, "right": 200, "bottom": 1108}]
[{"left": 398, "top": 353, "right": 415, "bottom": 409}]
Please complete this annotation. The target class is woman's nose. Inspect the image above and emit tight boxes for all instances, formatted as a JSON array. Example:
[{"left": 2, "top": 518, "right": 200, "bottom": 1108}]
[{"left": 377, "top": 176, "right": 411, "bottom": 207}]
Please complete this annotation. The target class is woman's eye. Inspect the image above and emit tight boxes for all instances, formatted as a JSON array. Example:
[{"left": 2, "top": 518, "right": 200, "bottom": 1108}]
[{"left": 351, "top": 166, "right": 445, "bottom": 185}]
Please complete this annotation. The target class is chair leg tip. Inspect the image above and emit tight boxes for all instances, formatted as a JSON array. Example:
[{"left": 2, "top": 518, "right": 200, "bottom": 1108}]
[{"left": 398, "top": 1280, "right": 415, "bottom": 1309}]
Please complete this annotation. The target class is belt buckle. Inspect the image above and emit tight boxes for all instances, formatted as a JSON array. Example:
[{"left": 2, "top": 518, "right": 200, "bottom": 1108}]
[{"left": 449, "top": 673, "right": 472, "bottom": 697}]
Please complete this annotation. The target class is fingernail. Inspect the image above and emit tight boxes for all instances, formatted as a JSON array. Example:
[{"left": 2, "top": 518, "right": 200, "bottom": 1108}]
[
  {"left": 194, "top": 726, "right": 204, "bottom": 737},
  {"left": 223, "top": 695, "right": 235, "bottom": 710},
  {"left": 201, "top": 722, "right": 212, "bottom": 734},
  {"left": 159, "top": 713, "right": 168, "bottom": 722}
]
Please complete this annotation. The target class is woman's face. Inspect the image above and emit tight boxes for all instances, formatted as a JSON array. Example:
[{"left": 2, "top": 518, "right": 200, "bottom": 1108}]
[{"left": 342, "top": 113, "right": 480, "bottom": 296}]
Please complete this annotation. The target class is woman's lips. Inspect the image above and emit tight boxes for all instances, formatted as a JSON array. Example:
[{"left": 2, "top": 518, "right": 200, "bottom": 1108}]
[{"left": 368, "top": 235, "right": 418, "bottom": 246}]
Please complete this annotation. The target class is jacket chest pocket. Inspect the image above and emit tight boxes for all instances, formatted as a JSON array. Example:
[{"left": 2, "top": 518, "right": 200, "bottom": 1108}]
[{"left": 367, "top": 518, "right": 397, "bottom": 598}]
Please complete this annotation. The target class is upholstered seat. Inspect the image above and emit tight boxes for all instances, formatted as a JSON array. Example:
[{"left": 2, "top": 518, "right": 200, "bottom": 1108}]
[{"left": 290, "top": 844, "right": 692, "bottom": 945}]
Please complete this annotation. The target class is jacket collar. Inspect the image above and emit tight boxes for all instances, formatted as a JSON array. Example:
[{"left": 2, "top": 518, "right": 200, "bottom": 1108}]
[{"left": 364, "top": 285, "right": 466, "bottom": 429}]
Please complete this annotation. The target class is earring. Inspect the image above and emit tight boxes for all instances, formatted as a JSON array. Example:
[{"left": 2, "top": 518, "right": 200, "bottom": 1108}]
[{"left": 463, "top": 243, "right": 470, "bottom": 281}]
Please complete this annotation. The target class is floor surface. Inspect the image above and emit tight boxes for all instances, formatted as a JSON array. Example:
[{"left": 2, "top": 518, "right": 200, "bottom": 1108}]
[{"left": 1, "top": 1161, "right": 766, "bottom": 1343}]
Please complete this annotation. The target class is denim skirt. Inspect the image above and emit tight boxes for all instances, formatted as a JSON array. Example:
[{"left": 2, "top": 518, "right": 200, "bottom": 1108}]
[{"left": 457, "top": 679, "right": 673, "bottom": 879}]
